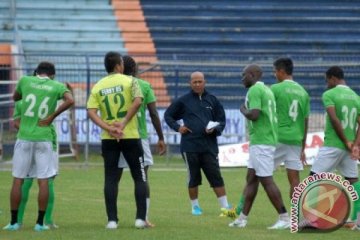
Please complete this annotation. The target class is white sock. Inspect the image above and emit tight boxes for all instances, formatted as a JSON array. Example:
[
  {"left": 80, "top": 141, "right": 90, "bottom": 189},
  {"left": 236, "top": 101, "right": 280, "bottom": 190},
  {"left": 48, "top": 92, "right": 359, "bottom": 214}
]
[
  {"left": 279, "top": 213, "right": 289, "bottom": 221},
  {"left": 146, "top": 198, "right": 150, "bottom": 221},
  {"left": 191, "top": 199, "right": 199, "bottom": 208},
  {"left": 217, "top": 195, "right": 229, "bottom": 208},
  {"left": 239, "top": 212, "right": 248, "bottom": 220}
]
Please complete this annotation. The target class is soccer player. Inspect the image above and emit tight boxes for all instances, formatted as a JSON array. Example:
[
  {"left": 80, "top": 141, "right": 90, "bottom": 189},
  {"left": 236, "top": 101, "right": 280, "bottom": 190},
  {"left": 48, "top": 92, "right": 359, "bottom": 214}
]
[
  {"left": 229, "top": 64, "right": 290, "bottom": 229},
  {"left": 14, "top": 100, "right": 58, "bottom": 229},
  {"left": 87, "top": 52, "right": 148, "bottom": 229},
  {"left": 3, "top": 61, "right": 74, "bottom": 231},
  {"left": 164, "top": 71, "right": 232, "bottom": 216},
  {"left": 231, "top": 58, "right": 310, "bottom": 216},
  {"left": 118, "top": 55, "right": 166, "bottom": 227},
  {"left": 310, "top": 66, "right": 360, "bottom": 184},
  {"left": 272, "top": 58, "right": 310, "bottom": 198}
]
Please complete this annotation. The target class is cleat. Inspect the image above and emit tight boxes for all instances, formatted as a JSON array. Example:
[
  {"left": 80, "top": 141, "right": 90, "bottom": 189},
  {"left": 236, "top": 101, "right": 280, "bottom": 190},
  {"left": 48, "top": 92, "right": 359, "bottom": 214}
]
[
  {"left": 106, "top": 221, "right": 118, "bottom": 229},
  {"left": 191, "top": 205, "right": 203, "bottom": 216},
  {"left": 145, "top": 220, "right": 155, "bottom": 228},
  {"left": 135, "top": 219, "right": 148, "bottom": 229},
  {"left": 46, "top": 223, "right": 59, "bottom": 229},
  {"left": 220, "top": 207, "right": 237, "bottom": 219},
  {"left": 267, "top": 219, "right": 290, "bottom": 230},
  {"left": 3, "top": 223, "right": 20, "bottom": 231},
  {"left": 352, "top": 224, "right": 360, "bottom": 231},
  {"left": 229, "top": 218, "right": 247, "bottom": 228},
  {"left": 34, "top": 224, "right": 50, "bottom": 232}
]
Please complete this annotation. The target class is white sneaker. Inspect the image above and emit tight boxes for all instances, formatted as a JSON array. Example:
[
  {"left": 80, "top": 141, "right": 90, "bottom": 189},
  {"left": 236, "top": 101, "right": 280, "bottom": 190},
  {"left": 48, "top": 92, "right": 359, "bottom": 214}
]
[
  {"left": 267, "top": 219, "right": 290, "bottom": 230},
  {"left": 228, "top": 218, "right": 247, "bottom": 228},
  {"left": 106, "top": 221, "right": 118, "bottom": 229},
  {"left": 135, "top": 219, "right": 147, "bottom": 229},
  {"left": 352, "top": 224, "right": 360, "bottom": 231}
]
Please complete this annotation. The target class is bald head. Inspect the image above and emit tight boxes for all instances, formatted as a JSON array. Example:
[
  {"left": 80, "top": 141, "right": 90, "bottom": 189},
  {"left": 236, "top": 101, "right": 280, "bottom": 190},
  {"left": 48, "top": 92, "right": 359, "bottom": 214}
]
[
  {"left": 191, "top": 71, "right": 204, "bottom": 81},
  {"left": 190, "top": 71, "right": 206, "bottom": 95},
  {"left": 242, "top": 64, "right": 263, "bottom": 88}
]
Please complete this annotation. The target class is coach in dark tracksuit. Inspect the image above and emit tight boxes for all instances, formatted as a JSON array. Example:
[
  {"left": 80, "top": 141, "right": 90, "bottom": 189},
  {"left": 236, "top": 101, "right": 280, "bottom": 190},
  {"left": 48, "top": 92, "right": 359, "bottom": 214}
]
[{"left": 164, "top": 71, "right": 231, "bottom": 216}]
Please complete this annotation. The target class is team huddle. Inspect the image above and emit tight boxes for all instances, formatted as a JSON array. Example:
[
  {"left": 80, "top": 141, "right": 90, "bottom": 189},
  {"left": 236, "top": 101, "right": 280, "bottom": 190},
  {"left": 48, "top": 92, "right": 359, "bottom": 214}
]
[{"left": 3, "top": 54, "right": 360, "bottom": 232}]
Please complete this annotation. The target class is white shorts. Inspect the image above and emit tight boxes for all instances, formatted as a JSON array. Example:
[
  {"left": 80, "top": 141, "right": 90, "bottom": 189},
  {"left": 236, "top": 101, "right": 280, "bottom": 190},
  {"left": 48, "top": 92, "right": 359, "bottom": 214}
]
[
  {"left": 248, "top": 145, "right": 276, "bottom": 177},
  {"left": 274, "top": 143, "right": 303, "bottom": 171},
  {"left": 311, "top": 146, "right": 359, "bottom": 178},
  {"left": 12, "top": 140, "right": 57, "bottom": 179},
  {"left": 27, "top": 150, "right": 59, "bottom": 178},
  {"left": 119, "top": 139, "right": 153, "bottom": 168}
]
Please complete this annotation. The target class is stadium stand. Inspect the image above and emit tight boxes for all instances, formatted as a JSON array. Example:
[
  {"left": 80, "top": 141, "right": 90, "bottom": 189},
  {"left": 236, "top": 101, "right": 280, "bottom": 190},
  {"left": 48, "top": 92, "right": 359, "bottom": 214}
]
[
  {"left": 112, "top": 0, "right": 170, "bottom": 106},
  {"left": 140, "top": 0, "right": 360, "bottom": 109}
]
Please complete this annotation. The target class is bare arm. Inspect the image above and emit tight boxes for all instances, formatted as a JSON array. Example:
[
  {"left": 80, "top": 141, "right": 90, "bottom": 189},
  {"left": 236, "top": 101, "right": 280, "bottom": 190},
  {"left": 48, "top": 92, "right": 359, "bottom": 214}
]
[
  {"left": 301, "top": 117, "right": 309, "bottom": 164},
  {"left": 327, "top": 106, "right": 352, "bottom": 151},
  {"left": 39, "top": 91, "right": 75, "bottom": 126},
  {"left": 240, "top": 104, "right": 260, "bottom": 121},
  {"left": 351, "top": 116, "right": 360, "bottom": 159},
  {"left": 13, "top": 90, "right": 21, "bottom": 101},
  {"left": 147, "top": 102, "right": 166, "bottom": 155},
  {"left": 13, "top": 118, "right": 20, "bottom": 130}
]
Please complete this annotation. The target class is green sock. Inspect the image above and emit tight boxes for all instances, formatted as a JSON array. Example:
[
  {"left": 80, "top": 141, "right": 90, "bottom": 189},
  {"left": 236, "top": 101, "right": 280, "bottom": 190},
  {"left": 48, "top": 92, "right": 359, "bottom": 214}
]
[
  {"left": 351, "top": 181, "right": 360, "bottom": 221},
  {"left": 45, "top": 178, "right": 55, "bottom": 224},
  {"left": 236, "top": 195, "right": 245, "bottom": 215},
  {"left": 17, "top": 178, "right": 34, "bottom": 224}
]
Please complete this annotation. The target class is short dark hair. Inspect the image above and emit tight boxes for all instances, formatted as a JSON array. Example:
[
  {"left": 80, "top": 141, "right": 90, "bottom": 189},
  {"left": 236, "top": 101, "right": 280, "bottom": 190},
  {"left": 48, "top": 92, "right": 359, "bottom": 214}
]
[
  {"left": 326, "top": 66, "right": 344, "bottom": 79},
  {"left": 273, "top": 57, "right": 293, "bottom": 75},
  {"left": 122, "top": 55, "right": 137, "bottom": 76},
  {"left": 104, "top": 51, "right": 122, "bottom": 73},
  {"left": 36, "top": 61, "right": 55, "bottom": 76}
]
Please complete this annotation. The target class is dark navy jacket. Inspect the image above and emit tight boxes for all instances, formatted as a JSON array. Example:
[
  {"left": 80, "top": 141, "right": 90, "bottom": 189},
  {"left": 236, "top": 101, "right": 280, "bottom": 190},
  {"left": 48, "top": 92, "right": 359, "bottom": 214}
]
[{"left": 164, "top": 90, "right": 226, "bottom": 154}]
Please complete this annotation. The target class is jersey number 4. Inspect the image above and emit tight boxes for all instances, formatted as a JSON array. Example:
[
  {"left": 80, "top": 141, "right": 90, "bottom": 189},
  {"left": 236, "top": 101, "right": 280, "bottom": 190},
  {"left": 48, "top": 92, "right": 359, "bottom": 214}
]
[{"left": 289, "top": 100, "right": 299, "bottom": 122}]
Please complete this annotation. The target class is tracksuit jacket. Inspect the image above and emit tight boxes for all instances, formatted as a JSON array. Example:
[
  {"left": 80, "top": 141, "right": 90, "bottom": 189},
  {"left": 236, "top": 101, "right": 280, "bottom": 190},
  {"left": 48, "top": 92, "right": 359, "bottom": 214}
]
[{"left": 164, "top": 89, "right": 226, "bottom": 154}]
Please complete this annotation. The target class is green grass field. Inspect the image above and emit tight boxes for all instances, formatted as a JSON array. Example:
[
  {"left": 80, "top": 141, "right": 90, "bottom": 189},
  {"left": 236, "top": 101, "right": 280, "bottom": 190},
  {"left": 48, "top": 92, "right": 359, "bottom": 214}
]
[{"left": 0, "top": 155, "right": 358, "bottom": 240}]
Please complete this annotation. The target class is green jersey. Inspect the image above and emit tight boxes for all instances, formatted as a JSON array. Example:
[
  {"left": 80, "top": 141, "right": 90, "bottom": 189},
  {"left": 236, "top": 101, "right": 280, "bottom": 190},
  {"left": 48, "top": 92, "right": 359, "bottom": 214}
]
[
  {"left": 271, "top": 80, "right": 310, "bottom": 146},
  {"left": 136, "top": 78, "right": 156, "bottom": 139},
  {"left": 13, "top": 100, "right": 57, "bottom": 150},
  {"left": 15, "top": 76, "right": 68, "bottom": 142},
  {"left": 246, "top": 82, "right": 277, "bottom": 146},
  {"left": 322, "top": 85, "right": 360, "bottom": 150}
]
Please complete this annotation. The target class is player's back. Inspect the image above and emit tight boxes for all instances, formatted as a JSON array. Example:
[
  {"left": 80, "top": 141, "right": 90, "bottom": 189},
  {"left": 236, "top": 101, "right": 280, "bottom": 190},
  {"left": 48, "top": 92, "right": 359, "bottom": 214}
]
[
  {"left": 271, "top": 80, "right": 310, "bottom": 146},
  {"left": 246, "top": 82, "right": 277, "bottom": 146},
  {"left": 16, "top": 75, "right": 67, "bottom": 142},
  {"left": 89, "top": 73, "right": 140, "bottom": 139},
  {"left": 322, "top": 85, "right": 360, "bottom": 149}
]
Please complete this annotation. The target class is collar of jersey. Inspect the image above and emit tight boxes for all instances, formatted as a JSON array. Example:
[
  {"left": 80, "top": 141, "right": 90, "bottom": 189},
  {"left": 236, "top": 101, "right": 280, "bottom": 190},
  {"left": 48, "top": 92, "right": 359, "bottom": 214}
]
[
  {"left": 36, "top": 75, "right": 50, "bottom": 80},
  {"left": 255, "top": 81, "right": 264, "bottom": 85},
  {"left": 336, "top": 84, "right": 349, "bottom": 89}
]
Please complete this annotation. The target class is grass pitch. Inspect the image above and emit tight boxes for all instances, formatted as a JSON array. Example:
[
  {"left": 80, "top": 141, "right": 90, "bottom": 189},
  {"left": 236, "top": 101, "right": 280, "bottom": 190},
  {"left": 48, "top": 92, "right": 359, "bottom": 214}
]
[{"left": 0, "top": 155, "right": 358, "bottom": 240}]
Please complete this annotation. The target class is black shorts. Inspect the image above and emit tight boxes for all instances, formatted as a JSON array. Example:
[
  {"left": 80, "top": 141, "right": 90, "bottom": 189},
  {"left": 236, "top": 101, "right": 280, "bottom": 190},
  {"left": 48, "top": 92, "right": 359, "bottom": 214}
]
[{"left": 181, "top": 152, "right": 224, "bottom": 188}]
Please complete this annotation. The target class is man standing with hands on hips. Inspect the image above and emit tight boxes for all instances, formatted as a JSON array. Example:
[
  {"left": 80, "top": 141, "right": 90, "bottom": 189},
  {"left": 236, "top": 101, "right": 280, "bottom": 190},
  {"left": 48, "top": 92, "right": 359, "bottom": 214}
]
[{"left": 165, "top": 71, "right": 232, "bottom": 216}]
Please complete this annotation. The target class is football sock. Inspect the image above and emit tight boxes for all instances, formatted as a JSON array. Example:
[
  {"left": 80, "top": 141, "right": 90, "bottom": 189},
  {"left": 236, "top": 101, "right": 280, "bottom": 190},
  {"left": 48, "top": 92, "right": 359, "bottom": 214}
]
[
  {"left": 45, "top": 178, "right": 55, "bottom": 224},
  {"left": 351, "top": 181, "right": 360, "bottom": 221},
  {"left": 36, "top": 211, "right": 46, "bottom": 226},
  {"left": 217, "top": 195, "right": 229, "bottom": 208},
  {"left": 10, "top": 210, "right": 18, "bottom": 225},
  {"left": 17, "top": 178, "right": 34, "bottom": 224},
  {"left": 191, "top": 199, "right": 199, "bottom": 208}
]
